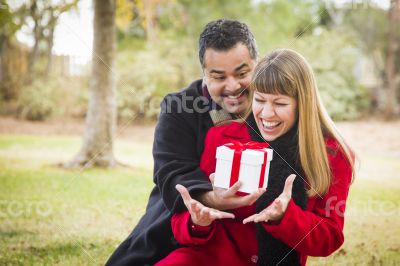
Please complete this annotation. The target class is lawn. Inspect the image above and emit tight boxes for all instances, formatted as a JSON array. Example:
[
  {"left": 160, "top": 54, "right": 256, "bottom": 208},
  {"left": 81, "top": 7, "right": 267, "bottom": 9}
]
[
  {"left": 0, "top": 134, "right": 153, "bottom": 265},
  {"left": 0, "top": 121, "right": 399, "bottom": 265}
]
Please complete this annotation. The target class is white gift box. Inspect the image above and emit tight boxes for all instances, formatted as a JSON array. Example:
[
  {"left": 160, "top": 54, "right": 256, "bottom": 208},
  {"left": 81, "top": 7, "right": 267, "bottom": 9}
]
[{"left": 214, "top": 143, "right": 273, "bottom": 194}]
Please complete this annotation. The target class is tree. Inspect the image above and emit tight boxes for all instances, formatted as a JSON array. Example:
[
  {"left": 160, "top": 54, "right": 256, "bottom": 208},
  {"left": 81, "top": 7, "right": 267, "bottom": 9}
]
[
  {"left": 22, "top": 0, "right": 79, "bottom": 80},
  {"left": 340, "top": 2, "right": 400, "bottom": 115},
  {"left": 0, "top": 0, "right": 25, "bottom": 101},
  {"left": 385, "top": 0, "right": 400, "bottom": 119},
  {"left": 65, "top": 0, "right": 117, "bottom": 168}
]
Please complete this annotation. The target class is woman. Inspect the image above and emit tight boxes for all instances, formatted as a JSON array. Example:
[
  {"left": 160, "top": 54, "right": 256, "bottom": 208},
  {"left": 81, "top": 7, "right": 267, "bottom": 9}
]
[{"left": 156, "top": 49, "right": 355, "bottom": 266}]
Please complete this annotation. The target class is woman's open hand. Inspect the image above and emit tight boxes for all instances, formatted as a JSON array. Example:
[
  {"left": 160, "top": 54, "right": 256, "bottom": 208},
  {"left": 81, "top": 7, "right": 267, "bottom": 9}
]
[
  {"left": 176, "top": 184, "right": 235, "bottom": 227},
  {"left": 243, "top": 174, "right": 296, "bottom": 224}
]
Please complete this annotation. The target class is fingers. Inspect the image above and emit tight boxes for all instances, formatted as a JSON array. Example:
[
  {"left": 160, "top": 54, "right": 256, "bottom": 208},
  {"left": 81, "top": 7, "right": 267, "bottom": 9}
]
[
  {"left": 190, "top": 200, "right": 201, "bottom": 213},
  {"left": 175, "top": 184, "right": 192, "bottom": 204},
  {"left": 243, "top": 213, "right": 259, "bottom": 224},
  {"left": 282, "top": 174, "right": 296, "bottom": 197},
  {"left": 253, "top": 210, "right": 272, "bottom": 223},
  {"left": 243, "top": 210, "right": 270, "bottom": 224},
  {"left": 223, "top": 180, "right": 242, "bottom": 198},
  {"left": 209, "top": 173, "right": 215, "bottom": 185},
  {"left": 211, "top": 185, "right": 265, "bottom": 210},
  {"left": 177, "top": 184, "right": 235, "bottom": 226},
  {"left": 243, "top": 197, "right": 287, "bottom": 224},
  {"left": 195, "top": 206, "right": 235, "bottom": 226},
  {"left": 205, "top": 208, "right": 235, "bottom": 220},
  {"left": 242, "top": 188, "right": 266, "bottom": 206},
  {"left": 216, "top": 210, "right": 235, "bottom": 219}
]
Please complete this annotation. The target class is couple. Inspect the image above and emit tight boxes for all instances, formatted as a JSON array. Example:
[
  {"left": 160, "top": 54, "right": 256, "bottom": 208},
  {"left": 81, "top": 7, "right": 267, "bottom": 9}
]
[{"left": 106, "top": 19, "right": 354, "bottom": 266}]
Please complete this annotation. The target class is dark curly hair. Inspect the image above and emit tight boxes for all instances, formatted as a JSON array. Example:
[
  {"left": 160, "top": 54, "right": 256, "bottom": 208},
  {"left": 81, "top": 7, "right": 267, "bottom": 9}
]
[{"left": 198, "top": 19, "right": 257, "bottom": 67}]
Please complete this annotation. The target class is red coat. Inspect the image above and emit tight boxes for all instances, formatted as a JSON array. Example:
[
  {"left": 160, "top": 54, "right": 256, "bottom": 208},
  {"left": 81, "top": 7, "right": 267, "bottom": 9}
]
[{"left": 156, "top": 122, "right": 352, "bottom": 266}]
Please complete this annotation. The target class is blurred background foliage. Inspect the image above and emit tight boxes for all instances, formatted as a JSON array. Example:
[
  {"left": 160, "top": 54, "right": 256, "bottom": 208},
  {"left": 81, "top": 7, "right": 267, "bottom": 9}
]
[{"left": 0, "top": 0, "right": 399, "bottom": 122}]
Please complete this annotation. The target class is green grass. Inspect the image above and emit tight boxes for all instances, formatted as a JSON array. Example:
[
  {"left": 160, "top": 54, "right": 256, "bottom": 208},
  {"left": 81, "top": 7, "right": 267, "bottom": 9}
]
[
  {"left": 308, "top": 153, "right": 400, "bottom": 266},
  {"left": 0, "top": 134, "right": 399, "bottom": 265},
  {"left": 0, "top": 135, "right": 153, "bottom": 265}
]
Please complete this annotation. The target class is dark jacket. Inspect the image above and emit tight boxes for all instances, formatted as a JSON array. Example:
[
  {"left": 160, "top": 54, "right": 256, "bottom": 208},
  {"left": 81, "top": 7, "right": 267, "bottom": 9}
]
[{"left": 106, "top": 79, "right": 216, "bottom": 266}]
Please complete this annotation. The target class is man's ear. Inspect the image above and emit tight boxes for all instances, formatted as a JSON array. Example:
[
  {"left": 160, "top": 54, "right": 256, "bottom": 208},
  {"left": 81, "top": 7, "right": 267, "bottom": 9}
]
[{"left": 202, "top": 75, "right": 208, "bottom": 85}]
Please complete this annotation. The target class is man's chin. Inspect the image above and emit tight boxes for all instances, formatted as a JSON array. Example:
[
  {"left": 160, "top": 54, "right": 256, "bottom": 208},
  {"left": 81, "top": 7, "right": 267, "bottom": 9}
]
[{"left": 223, "top": 103, "right": 247, "bottom": 116}]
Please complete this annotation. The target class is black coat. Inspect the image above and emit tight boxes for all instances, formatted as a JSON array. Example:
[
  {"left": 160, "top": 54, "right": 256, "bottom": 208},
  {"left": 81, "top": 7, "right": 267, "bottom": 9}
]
[{"left": 106, "top": 80, "right": 217, "bottom": 266}]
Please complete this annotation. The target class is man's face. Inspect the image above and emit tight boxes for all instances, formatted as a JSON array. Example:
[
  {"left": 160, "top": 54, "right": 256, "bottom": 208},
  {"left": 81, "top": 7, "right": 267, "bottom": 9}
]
[{"left": 203, "top": 43, "right": 256, "bottom": 115}]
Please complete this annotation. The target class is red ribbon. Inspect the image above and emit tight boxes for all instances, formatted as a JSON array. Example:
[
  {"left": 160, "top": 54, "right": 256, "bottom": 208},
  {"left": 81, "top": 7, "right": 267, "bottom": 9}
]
[{"left": 224, "top": 141, "right": 269, "bottom": 189}]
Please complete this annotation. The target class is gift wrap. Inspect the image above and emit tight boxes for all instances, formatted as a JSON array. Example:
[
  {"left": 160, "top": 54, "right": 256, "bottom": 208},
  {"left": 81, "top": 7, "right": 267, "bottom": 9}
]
[{"left": 214, "top": 141, "right": 273, "bottom": 194}]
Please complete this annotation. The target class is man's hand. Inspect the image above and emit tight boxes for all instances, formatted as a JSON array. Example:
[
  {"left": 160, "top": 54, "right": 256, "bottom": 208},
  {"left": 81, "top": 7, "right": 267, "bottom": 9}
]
[
  {"left": 176, "top": 184, "right": 235, "bottom": 227},
  {"left": 197, "top": 173, "right": 266, "bottom": 211},
  {"left": 243, "top": 174, "right": 296, "bottom": 224}
]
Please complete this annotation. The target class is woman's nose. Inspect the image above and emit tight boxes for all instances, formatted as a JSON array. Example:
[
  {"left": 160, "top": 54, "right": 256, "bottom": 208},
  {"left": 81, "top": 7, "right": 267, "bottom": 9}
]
[{"left": 261, "top": 104, "right": 275, "bottom": 118}]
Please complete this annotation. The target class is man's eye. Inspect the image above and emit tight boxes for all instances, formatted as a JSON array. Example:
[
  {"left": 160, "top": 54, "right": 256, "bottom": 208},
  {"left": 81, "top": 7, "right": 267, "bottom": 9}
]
[{"left": 213, "top": 76, "right": 225, "bottom": 80}]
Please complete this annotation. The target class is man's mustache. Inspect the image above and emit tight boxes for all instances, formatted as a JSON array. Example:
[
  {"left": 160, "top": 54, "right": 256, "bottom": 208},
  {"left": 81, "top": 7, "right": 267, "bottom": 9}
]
[{"left": 221, "top": 88, "right": 248, "bottom": 98}]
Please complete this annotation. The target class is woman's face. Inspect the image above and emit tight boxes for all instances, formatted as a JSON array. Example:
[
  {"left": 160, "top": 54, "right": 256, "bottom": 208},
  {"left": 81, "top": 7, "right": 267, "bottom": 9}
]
[{"left": 252, "top": 91, "right": 298, "bottom": 141}]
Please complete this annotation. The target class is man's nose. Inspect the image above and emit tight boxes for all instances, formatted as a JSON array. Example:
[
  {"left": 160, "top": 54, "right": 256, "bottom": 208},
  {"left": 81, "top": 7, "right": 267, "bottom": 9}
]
[{"left": 225, "top": 76, "right": 241, "bottom": 92}]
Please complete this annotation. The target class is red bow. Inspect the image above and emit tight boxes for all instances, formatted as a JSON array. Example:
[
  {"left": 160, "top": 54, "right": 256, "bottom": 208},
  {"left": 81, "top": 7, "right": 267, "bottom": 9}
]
[{"left": 224, "top": 141, "right": 270, "bottom": 189}]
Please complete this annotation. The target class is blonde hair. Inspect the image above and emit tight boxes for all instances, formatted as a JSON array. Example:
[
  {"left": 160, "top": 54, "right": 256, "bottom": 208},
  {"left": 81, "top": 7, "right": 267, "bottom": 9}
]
[{"left": 250, "top": 49, "right": 354, "bottom": 197}]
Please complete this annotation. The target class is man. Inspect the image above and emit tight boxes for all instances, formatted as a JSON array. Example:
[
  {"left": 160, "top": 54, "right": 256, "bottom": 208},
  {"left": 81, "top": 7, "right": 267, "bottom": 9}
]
[{"left": 106, "top": 19, "right": 261, "bottom": 266}]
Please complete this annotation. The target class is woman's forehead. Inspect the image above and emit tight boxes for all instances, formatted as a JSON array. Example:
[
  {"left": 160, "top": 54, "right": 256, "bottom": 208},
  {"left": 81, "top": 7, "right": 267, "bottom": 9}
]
[{"left": 254, "top": 91, "right": 293, "bottom": 100}]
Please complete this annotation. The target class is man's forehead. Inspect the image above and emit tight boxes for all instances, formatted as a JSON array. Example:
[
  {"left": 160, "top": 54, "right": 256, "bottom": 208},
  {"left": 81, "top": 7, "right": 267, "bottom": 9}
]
[
  {"left": 207, "top": 63, "right": 250, "bottom": 74},
  {"left": 203, "top": 44, "right": 254, "bottom": 72}
]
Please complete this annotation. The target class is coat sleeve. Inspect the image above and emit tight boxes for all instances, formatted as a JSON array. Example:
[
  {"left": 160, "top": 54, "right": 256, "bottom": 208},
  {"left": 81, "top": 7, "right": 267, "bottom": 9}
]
[
  {"left": 171, "top": 212, "right": 216, "bottom": 246},
  {"left": 153, "top": 95, "right": 213, "bottom": 213},
  {"left": 262, "top": 147, "right": 353, "bottom": 256}
]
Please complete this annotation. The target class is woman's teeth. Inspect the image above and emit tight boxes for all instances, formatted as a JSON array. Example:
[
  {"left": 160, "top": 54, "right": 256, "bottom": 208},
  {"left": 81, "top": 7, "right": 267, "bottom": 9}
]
[{"left": 262, "top": 120, "right": 280, "bottom": 128}]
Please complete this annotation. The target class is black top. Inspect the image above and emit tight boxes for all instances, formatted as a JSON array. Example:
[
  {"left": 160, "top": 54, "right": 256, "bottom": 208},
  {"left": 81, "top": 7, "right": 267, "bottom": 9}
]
[{"left": 106, "top": 79, "right": 217, "bottom": 265}]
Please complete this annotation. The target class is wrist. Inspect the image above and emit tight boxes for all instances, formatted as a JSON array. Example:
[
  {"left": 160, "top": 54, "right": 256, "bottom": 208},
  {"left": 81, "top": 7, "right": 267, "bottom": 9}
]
[{"left": 189, "top": 218, "right": 213, "bottom": 236}]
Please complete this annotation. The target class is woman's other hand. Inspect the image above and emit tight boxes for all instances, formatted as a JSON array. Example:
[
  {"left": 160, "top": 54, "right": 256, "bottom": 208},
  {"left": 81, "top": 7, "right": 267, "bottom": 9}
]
[{"left": 243, "top": 174, "right": 296, "bottom": 224}]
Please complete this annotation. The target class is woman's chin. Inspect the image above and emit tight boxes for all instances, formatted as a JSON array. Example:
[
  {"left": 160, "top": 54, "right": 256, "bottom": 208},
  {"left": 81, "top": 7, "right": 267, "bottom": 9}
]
[{"left": 259, "top": 126, "right": 284, "bottom": 141}]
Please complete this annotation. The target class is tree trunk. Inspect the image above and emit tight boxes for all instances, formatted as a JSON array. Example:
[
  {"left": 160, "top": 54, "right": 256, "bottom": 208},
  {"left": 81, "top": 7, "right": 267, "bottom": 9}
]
[
  {"left": 384, "top": 0, "right": 399, "bottom": 119},
  {"left": 44, "top": 25, "right": 54, "bottom": 77},
  {"left": 65, "top": 0, "right": 117, "bottom": 168},
  {"left": 45, "top": 9, "right": 56, "bottom": 77},
  {"left": 144, "top": 0, "right": 157, "bottom": 43},
  {"left": 26, "top": 3, "right": 41, "bottom": 82}
]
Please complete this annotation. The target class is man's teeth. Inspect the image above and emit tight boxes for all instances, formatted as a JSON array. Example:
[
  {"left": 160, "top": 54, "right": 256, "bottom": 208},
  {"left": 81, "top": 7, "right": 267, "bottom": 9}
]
[
  {"left": 223, "top": 90, "right": 246, "bottom": 99},
  {"left": 262, "top": 120, "right": 280, "bottom": 128},
  {"left": 224, "top": 94, "right": 242, "bottom": 99},
  {"left": 227, "top": 95, "right": 240, "bottom": 99}
]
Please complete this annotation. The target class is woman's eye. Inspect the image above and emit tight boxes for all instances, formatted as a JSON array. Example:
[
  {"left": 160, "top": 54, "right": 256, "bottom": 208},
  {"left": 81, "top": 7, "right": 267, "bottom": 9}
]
[
  {"left": 254, "top": 98, "right": 264, "bottom": 103},
  {"left": 275, "top": 103, "right": 288, "bottom": 106},
  {"left": 238, "top": 72, "right": 248, "bottom": 78}
]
